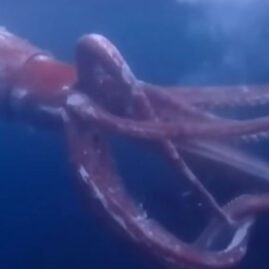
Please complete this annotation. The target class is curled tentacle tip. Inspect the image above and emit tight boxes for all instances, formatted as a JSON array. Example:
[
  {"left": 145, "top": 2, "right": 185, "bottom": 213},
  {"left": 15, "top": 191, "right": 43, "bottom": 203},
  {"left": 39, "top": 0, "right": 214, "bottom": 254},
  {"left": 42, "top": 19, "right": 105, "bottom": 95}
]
[
  {"left": 76, "top": 32, "right": 136, "bottom": 88},
  {"left": 77, "top": 33, "right": 111, "bottom": 52}
]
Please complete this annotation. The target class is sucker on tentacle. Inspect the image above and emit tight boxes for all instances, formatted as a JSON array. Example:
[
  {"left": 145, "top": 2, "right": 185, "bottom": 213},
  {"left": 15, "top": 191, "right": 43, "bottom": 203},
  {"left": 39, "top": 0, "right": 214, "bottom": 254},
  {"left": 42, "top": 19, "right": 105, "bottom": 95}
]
[{"left": 240, "top": 132, "right": 269, "bottom": 143}]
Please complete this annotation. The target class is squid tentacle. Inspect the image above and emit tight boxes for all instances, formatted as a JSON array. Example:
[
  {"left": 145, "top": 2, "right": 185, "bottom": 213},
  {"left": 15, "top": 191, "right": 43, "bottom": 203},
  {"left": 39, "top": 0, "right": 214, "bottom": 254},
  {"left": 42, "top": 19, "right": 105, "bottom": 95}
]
[
  {"left": 65, "top": 117, "right": 269, "bottom": 269},
  {"left": 74, "top": 33, "right": 232, "bottom": 223},
  {"left": 131, "top": 89, "right": 231, "bottom": 223},
  {"left": 65, "top": 92, "right": 269, "bottom": 141},
  {"left": 144, "top": 84, "right": 269, "bottom": 109}
]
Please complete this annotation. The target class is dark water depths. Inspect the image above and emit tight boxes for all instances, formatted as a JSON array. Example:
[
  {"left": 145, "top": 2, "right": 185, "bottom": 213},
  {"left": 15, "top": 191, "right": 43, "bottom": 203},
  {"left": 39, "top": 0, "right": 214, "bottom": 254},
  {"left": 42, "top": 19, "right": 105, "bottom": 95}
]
[{"left": 0, "top": 0, "right": 269, "bottom": 268}]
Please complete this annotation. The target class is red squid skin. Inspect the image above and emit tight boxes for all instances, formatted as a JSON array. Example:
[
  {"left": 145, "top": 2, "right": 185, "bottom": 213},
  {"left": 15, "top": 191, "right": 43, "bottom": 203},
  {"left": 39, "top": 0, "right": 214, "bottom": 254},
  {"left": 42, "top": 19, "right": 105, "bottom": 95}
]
[
  {"left": 0, "top": 33, "right": 75, "bottom": 107},
  {"left": 2, "top": 27, "right": 269, "bottom": 269}
]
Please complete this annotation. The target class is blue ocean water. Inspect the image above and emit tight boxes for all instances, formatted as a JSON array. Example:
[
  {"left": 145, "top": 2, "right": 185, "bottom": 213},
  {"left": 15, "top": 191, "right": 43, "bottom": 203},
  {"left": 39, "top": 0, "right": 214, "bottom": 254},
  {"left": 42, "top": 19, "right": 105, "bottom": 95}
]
[{"left": 0, "top": 0, "right": 269, "bottom": 268}]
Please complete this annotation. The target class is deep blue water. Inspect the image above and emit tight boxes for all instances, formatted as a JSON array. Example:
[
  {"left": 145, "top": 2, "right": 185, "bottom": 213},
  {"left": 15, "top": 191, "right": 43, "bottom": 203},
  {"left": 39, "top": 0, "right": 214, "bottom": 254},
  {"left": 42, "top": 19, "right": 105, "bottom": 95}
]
[{"left": 0, "top": 0, "right": 269, "bottom": 268}]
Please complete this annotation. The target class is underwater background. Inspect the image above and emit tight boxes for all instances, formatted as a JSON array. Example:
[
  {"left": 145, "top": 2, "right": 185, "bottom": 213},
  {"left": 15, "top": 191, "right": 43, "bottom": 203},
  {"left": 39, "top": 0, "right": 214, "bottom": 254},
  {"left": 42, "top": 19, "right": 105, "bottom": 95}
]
[{"left": 0, "top": 0, "right": 269, "bottom": 268}]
